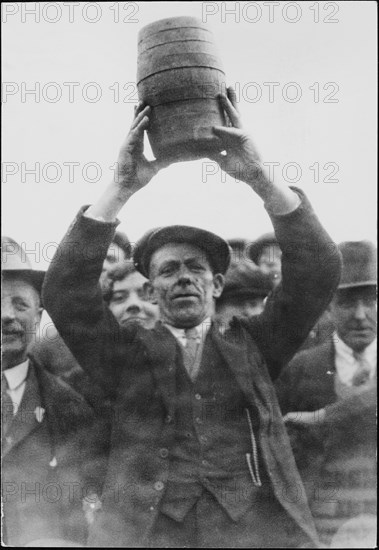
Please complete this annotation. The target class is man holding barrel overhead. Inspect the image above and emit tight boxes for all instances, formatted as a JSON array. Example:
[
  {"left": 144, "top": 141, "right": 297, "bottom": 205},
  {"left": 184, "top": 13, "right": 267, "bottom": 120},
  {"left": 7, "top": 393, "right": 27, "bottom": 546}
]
[{"left": 42, "top": 88, "right": 341, "bottom": 547}]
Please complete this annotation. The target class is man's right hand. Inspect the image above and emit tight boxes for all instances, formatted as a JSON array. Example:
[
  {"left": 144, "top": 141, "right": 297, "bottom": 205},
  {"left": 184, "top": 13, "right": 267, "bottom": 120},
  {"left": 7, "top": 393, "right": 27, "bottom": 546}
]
[
  {"left": 85, "top": 103, "right": 170, "bottom": 221},
  {"left": 114, "top": 103, "right": 170, "bottom": 194}
]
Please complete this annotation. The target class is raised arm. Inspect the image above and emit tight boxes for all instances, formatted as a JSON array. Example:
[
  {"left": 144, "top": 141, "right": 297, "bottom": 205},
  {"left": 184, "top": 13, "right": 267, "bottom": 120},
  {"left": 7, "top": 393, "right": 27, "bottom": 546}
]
[
  {"left": 42, "top": 104, "right": 169, "bottom": 392},
  {"left": 212, "top": 89, "right": 342, "bottom": 378},
  {"left": 86, "top": 103, "right": 169, "bottom": 222}
]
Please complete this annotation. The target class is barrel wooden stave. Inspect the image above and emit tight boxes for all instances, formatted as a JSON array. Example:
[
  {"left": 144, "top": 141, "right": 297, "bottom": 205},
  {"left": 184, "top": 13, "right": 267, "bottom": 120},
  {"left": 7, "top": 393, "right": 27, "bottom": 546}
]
[
  {"left": 138, "top": 27, "right": 213, "bottom": 52},
  {"left": 138, "top": 16, "right": 208, "bottom": 42},
  {"left": 138, "top": 67, "right": 226, "bottom": 107},
  {"left": 137, "top": 17, "right": 226, "bottom": 161},
  {"left": 148, "top": 99, "right": 225, "bottom": 161}
]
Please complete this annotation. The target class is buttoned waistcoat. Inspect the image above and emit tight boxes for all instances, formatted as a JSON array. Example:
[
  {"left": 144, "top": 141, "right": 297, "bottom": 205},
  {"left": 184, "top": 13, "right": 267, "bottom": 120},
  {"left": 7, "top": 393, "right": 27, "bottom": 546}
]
[{"left": 42, "top": 188, "right": 342, "bottom": 547}]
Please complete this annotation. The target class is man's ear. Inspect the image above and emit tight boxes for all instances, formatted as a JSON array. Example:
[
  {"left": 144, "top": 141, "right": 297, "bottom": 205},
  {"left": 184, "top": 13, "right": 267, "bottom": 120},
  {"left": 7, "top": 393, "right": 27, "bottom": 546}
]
[
  {"left": 143, "top": 281, "right": 158, "bottom": 305},
  {"left": 36, "top": 307, "right": 43, "bottom": 326},
  {"left": 212, "top": 273, "right": 225, "bottom": 299},
  {"left": 327, "top": 295, "right": 336, "bottom": 314}
]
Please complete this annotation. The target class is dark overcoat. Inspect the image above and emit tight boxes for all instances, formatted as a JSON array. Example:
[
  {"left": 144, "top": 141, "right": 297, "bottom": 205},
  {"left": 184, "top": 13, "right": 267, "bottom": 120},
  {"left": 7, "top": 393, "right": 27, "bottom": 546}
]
[
  {"left": 2, "top": 358, "right": 104, "bottom": 546},
  {"left": 275, "top": 340, "right": 377, "bottom": 545},
  {"left": 42, "top": 189, "right": 341, "bottom": 547}
]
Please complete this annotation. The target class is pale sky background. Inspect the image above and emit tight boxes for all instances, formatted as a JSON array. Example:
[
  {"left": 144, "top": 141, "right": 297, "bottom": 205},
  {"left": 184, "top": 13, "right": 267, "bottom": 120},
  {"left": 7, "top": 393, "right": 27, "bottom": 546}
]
[{"left": 2, "top": 1, "right": 377, "bottom": 272}]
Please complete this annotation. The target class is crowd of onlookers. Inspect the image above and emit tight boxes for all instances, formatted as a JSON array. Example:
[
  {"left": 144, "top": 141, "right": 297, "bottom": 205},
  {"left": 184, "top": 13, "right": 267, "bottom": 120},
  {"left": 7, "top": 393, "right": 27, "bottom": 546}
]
[
  {"left": 2, "top": 88, "right": 376, "bottom": 547},
  {"left": 2, "top": 229, "right": 376, "bottom": 547}
]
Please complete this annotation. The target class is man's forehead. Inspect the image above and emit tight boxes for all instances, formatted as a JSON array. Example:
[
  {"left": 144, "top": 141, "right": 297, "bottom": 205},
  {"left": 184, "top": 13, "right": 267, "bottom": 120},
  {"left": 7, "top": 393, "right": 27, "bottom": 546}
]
[
  {"left": 2, "top": 275, "right": 40, "bottom": 300},
  {"left": 150, "top": 242, "right": 209, "bottom": 264}
]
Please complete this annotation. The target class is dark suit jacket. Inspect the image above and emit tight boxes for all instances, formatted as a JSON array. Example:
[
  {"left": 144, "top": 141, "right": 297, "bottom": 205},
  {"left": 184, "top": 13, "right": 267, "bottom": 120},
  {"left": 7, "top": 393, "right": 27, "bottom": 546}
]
[
  {"left": 2, "top": 359, "right": 104, "bottom": 546},
  {"left": 275, "top": 338, "right": 377, "bottom": 429},
  {"left": 42, "top": 189, "right": 341, "bottom": 547},
  {"left": 275, "top": 339, "right": 377, "bottom": 543}
]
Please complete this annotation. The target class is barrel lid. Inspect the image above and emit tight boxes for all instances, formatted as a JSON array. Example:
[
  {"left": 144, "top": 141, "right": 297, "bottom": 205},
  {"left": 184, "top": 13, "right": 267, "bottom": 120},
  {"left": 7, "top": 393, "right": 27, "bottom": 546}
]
[{"left": 138, "top": 16, "right": 211, "bottom": 43}]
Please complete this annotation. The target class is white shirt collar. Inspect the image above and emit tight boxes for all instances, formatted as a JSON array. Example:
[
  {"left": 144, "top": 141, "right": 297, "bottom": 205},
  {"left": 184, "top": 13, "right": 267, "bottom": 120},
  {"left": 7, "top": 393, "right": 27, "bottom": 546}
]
[
  {"left": 334, "top": 334, "right": 377, "bottom": 385},
  {"left": 3, "top": 359, "right": 30, "bottom": 390},
  {"left": 164, "top": 317, "right": 212, "bottom": 344}
]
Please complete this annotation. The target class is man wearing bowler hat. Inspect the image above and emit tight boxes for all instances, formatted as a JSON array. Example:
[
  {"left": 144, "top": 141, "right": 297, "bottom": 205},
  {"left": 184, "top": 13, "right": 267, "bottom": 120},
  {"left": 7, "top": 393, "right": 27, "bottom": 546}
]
[
  {"left": 1, "top": 237, "right": 104, "bottom": 546},
  {"left": 276, "top": 241, "right": 377, "bottom": 546},
  {"left": 43, "top": 90, "right": 341, "bottom": 547}
]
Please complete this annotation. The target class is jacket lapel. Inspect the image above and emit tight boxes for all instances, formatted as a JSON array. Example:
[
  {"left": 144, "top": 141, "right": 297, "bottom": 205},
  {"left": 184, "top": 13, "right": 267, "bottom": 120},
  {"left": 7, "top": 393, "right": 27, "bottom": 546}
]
[
  {"left": 146, "top": 322, "right": 178, "bottom": 417},
  {"left": 211, "top": 323, "right": 279, "bottom": 430},
  {"left": 2, "top": 364, "right": 43, "bottom": 458},
  {"left": 211, "top": 324, "right": 256, "bottom": 399}
]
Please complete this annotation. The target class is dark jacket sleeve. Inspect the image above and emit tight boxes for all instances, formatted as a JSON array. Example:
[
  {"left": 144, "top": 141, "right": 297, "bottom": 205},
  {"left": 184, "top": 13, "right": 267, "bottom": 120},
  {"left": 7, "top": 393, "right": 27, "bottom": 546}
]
[
  {"left": 248, "top": 187, "right": 341, "bottom": 380},
  {"left": 274, "top": 354, "right": 305, "bottom": 414},
  {"left": 324, "top": 383, "right": 377, "bottom": 425},
  {"left": 42, "top": 207, "right": 140, "bottom": 395}
]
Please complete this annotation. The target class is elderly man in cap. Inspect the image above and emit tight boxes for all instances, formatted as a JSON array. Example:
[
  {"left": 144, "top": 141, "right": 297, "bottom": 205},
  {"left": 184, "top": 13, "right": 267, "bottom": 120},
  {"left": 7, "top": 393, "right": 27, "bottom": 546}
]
[
  {"left": 215, "top": 260, "right": 274, "bottom": 329},
  {"left": 42, "top": 90, "right": 341, "bottom": 547},
  {"left": 1, "top": 237, "right": 104, "bottom": 546},
  {"left": 276, "top": 240, "right": 377, "bottom": 546},
  {"left": 248, "top": 232, "right": 282, "bottom": 287}
]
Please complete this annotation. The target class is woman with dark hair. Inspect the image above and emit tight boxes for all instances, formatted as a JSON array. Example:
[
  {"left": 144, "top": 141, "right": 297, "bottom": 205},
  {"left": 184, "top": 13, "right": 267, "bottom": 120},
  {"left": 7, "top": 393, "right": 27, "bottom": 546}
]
[{"left": 104, "top": 261, "right": 159, "bottom": 329}]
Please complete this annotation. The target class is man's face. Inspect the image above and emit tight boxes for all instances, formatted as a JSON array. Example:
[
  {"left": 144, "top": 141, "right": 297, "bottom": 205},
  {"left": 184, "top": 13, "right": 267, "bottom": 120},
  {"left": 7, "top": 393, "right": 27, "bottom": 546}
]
[
  {"left": 2, "top": 277, "right": 42, "bottom": 369},
  {"left": 148, "top": 243, "right": 224, "bottom": 328},
  {"left": 108, "top": 271, "right": 159, "bottom": 329},
  {"left": 216, "top": 295, "right": 265, "bottom": 327},
  {"left": 258, "top": 244, "right": 282, "bottom": 285},
  {"left": 330, "top": 286, "right": 377, "bottom": 352}
]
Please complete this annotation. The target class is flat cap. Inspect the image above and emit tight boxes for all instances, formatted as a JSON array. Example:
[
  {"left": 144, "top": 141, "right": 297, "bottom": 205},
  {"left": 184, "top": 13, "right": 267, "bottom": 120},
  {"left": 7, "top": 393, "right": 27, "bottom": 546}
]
[
  {"left": 248, "top": 232, "right": 278, "bottom": 265},
  {"left": 219, "top": 261, "right": 274, "bottom": 302},
  {"left": 134, "top": 225, "right": 231, "bottom": 278}
]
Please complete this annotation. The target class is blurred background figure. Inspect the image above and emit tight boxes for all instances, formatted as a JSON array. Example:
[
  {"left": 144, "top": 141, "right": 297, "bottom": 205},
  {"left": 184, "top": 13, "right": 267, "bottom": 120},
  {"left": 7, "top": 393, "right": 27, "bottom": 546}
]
[
  {"left": 227, "top": 238, "right": 251, "bottom": 265},
  {"left": 248, "top": 231, "right": 335, "bottom": 348},
  {"left": 31, "top": 230, "right": 134, "bottom": 381},
  {"left": 103, "top": 261, "right": 159, "bottom": 329},
  {"left": 1, "top": 237, "right": 99, "bottom": 546},
  {"left": 215, "top": 260, "right": 274, "bottom": 328},
  {"left": 248, "top": 232, "right": 282, "bottom": 287},
  {"left": 99, "top": 230, "right": 132, "bottom": 296},
  {"left": 275, "top": 240, "right": 377, "bottom": 547}
]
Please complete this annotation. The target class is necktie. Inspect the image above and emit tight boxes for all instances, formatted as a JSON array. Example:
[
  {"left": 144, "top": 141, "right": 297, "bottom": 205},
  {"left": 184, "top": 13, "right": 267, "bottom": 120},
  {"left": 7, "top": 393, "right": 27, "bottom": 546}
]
[
  {"left": 352, "top": 351, "right": 372, "bottom": 386},
  {"left": 183, "top": 328, "right": 200, "bottom": 381},
  {"left": 2, "top": 374, "right": 14, "bottom": 436}
]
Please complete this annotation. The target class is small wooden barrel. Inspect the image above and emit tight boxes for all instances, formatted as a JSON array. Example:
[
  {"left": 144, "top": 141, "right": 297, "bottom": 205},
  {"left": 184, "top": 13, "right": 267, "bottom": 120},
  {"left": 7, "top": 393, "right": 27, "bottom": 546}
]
[{"left": 137, "top": 16, "right": 226, "bottom": 162}]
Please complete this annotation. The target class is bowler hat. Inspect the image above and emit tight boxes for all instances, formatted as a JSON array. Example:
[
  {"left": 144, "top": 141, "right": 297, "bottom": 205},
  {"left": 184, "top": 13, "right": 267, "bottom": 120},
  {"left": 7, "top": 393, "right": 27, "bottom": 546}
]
[
  {"left": 338, "top": 241, "right": 377, "bottom": 289},
  {"left": 219, "top": 261, "right": 274, "bottom": 302},
  {"left": 248, "top": 232, "right": 279, "bottom": 265},
  {"left": 1, "top": 236, "right": 45, "bottom": 293},
  {"left": 134, "top": 225, "right": 231, "bottom": 278}
]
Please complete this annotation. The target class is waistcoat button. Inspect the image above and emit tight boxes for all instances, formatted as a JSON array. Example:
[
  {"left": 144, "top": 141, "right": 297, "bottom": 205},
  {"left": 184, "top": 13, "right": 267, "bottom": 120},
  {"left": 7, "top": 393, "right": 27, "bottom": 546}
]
[
  {"left": 159, "top": 448, "right": 169, "bottom": 458},
  {"left": 154, "top": 481, "right": 164, "bottom": 491}
]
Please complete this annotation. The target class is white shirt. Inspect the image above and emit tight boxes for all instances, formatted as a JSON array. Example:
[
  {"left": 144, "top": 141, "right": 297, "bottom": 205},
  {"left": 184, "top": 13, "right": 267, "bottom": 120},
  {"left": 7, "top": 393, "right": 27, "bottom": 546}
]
[
  {"left": 164, "top": 317, "right": 212, "bottom": 348},
  {"left": 334, "top": 335, "right": 377, "bottom": 386},
  {"left": 3, "top": 359, "right": 29, "bottom": 415}
]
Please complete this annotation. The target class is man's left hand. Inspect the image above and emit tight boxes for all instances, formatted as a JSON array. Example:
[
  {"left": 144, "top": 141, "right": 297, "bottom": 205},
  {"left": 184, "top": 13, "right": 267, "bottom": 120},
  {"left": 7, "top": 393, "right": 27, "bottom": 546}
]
[
  {"left": 283, "top": 409, "right": 326, "bottom": 425},
  {"left": 210, "top": 88, "right": 268, "bottom": 187}
]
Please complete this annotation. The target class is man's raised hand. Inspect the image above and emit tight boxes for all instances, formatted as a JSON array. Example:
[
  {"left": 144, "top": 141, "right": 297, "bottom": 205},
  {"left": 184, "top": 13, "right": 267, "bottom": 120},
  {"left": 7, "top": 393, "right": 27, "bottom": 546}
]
[
  {"left": 210, "top": 88, "right": 267, "bottom": 187},
  {"left": 114, "top": 103, "right": 170, "bottom": 194}
]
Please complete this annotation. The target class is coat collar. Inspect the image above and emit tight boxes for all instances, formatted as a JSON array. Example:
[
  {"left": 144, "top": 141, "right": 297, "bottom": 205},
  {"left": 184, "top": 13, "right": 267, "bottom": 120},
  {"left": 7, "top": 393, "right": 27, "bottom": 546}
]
[{"left": 3, "top": 358, "right": 95, "bottom": 460}]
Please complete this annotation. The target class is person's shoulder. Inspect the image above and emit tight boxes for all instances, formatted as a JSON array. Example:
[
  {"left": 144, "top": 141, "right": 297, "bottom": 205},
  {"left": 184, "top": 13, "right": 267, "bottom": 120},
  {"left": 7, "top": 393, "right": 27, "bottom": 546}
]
[
  {"left": 31, "top": 357, "right": 94, "bottom": 414},
  {"left": 288, "top": 339, "right": 334, "bottom": 373}
]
